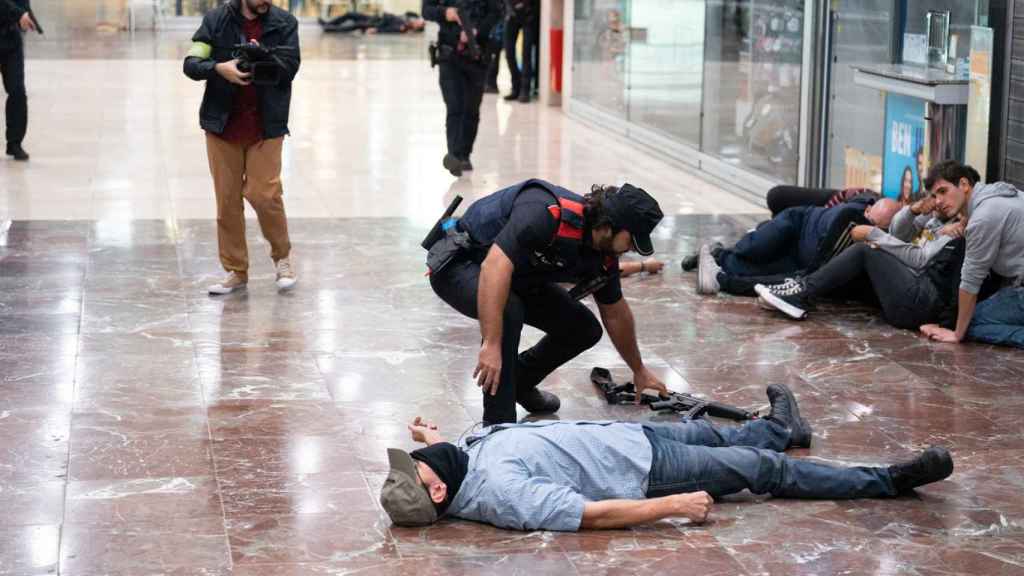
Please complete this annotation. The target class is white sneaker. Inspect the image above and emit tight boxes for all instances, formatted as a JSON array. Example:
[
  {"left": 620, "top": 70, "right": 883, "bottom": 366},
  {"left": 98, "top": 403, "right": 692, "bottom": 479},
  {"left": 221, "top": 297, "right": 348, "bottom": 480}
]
[
  {"left": 275, "top": 257, "right": 297, "bottom": 291},
  {"left": 208, "top": 271, "right": 248, "bottom": 295},
  {"left": 696, "top": 244, "right": 722, "bottom": 295}
]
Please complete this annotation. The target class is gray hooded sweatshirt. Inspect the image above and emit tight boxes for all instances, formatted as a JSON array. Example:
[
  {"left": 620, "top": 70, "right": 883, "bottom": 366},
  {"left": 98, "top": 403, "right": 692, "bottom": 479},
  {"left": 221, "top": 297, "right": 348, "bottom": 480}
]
[
  {"left": 866, "top": 205, "right": 952, "bottom": 273},
  {"left": 961, "top": 182, "right": 1024, "bottom": 294}
]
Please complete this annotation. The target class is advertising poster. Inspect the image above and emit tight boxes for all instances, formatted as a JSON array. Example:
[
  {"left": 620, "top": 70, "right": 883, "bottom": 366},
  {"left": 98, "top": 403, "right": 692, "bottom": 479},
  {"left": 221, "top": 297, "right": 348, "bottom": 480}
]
[{"left": 883, "top": 94, "right": 927, "bottom": 203}]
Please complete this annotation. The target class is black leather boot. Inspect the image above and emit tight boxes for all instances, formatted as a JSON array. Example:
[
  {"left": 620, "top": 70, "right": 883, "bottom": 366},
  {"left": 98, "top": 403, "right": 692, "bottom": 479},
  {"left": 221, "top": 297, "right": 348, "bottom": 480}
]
[
  {"left": 6, "top": 144, "right": 29, "bottom": 161},
  {"left": 889, "top": 447, "right": 954, "bottom": 494},
  {"left": 766, "top": 383, "right": 812, "bottom": 449}
]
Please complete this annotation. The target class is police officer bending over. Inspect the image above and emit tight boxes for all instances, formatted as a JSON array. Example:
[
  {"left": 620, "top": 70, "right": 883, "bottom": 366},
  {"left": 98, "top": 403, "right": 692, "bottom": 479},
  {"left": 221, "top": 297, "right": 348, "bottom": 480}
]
[
  {"left": 422, "top": 0, "right": 502, "bottom": 177},
  {"left": 427, "top": 180, "right": 668, "bottom": 425}
]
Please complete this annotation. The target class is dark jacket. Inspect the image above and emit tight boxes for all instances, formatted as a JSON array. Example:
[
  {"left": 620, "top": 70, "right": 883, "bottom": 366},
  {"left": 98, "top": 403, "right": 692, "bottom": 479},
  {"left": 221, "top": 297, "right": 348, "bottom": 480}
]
[
  {"left": 422, "top": 0, "right": 502, "bottom": 50},
  {"left": 0, "top": 0, "right": 29, "bottom": 52},
  {"left": 183, "top": 0, "right": 300, "bottom": 139},
  {"left": 801, "top": 198, "right": 873, "bottom": 270}
]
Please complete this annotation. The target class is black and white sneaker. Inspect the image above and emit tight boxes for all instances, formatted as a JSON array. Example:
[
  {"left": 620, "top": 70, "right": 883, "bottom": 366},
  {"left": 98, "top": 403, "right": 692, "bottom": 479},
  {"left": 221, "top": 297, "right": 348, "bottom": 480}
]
[{"left": 755, "top": 281, "right": 808, "bottom": 320}]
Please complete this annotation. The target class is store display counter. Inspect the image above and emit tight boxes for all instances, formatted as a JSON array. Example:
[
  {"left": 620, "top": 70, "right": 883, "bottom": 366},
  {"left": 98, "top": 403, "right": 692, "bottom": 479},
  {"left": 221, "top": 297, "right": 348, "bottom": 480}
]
[
  {"left": 852, "top": 63, "right": 968, "bottom": 105},
  {"left": 853, "top": 63, "right": 968, "bottom": 169}
]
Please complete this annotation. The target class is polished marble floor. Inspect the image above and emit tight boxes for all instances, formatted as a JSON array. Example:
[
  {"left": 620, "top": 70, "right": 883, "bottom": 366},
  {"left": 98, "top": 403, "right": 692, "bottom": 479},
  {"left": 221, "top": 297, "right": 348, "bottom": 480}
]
[
  {"left": 2, "top": 30, "right": 1023, "bottom": 576},
  {"left": 3, "top": 215, "right": 1024, "bottom": 575}
]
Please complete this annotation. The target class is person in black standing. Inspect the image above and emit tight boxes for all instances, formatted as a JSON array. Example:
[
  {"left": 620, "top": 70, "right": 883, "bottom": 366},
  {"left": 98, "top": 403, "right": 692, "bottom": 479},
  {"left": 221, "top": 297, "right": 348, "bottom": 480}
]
[
  {"left": 423, "top": 0, "right": 502, "bottom": 177},
  {"left": 0, "top": 0, "right": 35, "bottom": 161},
  {"left": 502, "top": 0, "right": 537, "bottom": 103},
  {"left": 483, "top": 18, "right": 504, "bottom": 93}
]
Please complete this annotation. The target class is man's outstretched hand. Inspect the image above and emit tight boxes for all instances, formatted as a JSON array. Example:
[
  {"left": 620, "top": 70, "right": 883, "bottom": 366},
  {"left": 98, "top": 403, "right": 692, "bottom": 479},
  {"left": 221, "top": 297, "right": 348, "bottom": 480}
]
[
  {"left": 474, "top": 342, "right": 502, "bottom": 396},
  {"left": 634, "top": 367, "right": 669, "bottom": 400},
  {"left": 408, "top": 417, "right": 443, "bottom": 445},
  {"left": 921, "top": 324, "right": 961, "bottom": 343}
]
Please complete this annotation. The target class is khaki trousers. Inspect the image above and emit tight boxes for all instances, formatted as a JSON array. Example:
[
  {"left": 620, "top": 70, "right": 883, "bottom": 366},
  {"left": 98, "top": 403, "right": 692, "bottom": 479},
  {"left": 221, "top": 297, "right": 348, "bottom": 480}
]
[{"left": 205, "top": 134, "right": 292, "bottom": 274}]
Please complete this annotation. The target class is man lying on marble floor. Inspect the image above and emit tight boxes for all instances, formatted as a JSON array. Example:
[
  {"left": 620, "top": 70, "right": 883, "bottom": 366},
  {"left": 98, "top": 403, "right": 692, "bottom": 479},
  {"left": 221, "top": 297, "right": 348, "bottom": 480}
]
[
  {"left": 686, "top": 163, "right": 1024, "bottom": 350},
  {"left": 380, "top": 384, "right": 954, "bottom": 531}
]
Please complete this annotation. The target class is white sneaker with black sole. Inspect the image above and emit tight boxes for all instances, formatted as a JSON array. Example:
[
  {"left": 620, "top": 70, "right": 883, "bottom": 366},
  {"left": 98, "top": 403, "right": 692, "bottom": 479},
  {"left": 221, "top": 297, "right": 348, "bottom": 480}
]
[
  {"left": 696, "top": 244, "right": 722, "bottom": 295},
  {"left": 755, "top": 282, "right": 808, "bottom": 320}
]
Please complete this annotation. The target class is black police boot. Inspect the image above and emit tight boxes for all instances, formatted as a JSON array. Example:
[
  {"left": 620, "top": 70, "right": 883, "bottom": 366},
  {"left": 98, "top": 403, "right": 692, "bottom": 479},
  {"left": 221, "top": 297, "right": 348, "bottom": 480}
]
[
  {"left": 888, "top": 447, "right": 953, "bottom": 494},
  {"left": 518, "top": 387, "right": 561, "bottom": 414},
  {"left": 766, "top": 383, "right": 812, "bottom": 449},
  {"left": 503, "top": 91, "right": 520, "bottom": 101},
  {"left": 6, "top": 144, "right": 29, "bottom": 161},
  {"left": 442, "top": 153, "right": 462, "bottom": 177},
  {"left": 484, "top": 84, "right": 499, "bottom": 94},
  {"left": 518, "top": 92, "right": 530, "bottom": 103},
  {"left": 460, "top": 157, "right": 474, "bottom": 172}
]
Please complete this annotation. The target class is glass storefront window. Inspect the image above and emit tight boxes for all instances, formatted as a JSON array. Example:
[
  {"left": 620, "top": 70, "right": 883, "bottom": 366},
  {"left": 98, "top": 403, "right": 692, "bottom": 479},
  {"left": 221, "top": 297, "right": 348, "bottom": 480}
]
[
  {"left": 702, "top": 0, "right": 803, "bottom": 183},
  {"left": 627, "top": 0, "right": 704, "bottom": 147},
  {"left": 573, "top": 0, "right": 630, "bottom": 119},
  {"left": 825, "top": 1, "right": 893, "bottom": 190},
  {"left": 571, "top": 0, "right": 806, "bottom": 185}
]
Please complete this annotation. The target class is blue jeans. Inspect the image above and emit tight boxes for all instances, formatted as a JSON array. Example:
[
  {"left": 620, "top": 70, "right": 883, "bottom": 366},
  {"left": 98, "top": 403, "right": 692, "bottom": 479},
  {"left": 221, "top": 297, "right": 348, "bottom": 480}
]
[
  {"left": 642, "top": 419, "right": 896, "bottom": 499},
  {"left": 967, "top": 286, "right": 1024, "bottom": 349},
  {"left": 717, "top": 207, "right": 809, "bottom": 277}
]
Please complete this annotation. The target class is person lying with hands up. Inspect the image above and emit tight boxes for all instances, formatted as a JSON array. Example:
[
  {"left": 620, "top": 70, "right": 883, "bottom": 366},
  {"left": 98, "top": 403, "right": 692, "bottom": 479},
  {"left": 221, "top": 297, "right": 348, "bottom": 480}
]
[{"left": 381, "top": 385, "right": 954, "bottom": 532}]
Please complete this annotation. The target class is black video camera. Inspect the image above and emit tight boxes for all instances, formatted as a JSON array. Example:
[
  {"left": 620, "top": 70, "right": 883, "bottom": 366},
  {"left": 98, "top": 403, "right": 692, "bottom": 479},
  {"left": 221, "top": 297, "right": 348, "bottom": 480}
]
[{"left": 232, "top": 42, "right": 292, "bottom": 86}]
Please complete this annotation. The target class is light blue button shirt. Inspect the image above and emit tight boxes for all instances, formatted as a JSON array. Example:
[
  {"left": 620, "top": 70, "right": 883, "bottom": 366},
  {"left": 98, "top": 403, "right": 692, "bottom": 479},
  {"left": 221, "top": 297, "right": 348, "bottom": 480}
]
[{"left": 447, "top": 421, "right": 653, "bottom": 532}]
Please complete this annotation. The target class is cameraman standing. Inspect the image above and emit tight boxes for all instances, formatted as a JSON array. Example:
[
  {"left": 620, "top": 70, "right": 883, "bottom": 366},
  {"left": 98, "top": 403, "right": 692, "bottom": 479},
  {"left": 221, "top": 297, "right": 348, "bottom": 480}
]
[
  {"left": 423, "top": 0, "right": 502, "bottom": 177},
  {"left": 183, "top": 0, "right": 300, "bottom": 295},
  {"left": 0, "top": 0, "right": 35, "bottom": 161}
]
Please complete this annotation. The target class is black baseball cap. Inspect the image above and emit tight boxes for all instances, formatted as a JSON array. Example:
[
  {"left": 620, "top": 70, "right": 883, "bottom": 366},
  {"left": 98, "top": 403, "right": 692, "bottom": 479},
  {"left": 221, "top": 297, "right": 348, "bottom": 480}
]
[{"left": 604, "top": 183, "right": 664, "bottom": 256}]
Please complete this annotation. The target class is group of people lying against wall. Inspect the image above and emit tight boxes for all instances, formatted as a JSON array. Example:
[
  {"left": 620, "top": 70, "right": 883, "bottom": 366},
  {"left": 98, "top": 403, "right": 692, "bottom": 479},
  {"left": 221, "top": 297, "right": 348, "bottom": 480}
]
[{"left": 671, "top": 160, "right": 1024, "bottom": 349}]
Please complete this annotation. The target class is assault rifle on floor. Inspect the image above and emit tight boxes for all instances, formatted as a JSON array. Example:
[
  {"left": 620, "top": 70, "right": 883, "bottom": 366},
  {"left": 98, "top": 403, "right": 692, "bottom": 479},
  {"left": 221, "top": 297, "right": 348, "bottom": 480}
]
[{"left": 590, "top": 367, "right": 758, "bottom": 422}]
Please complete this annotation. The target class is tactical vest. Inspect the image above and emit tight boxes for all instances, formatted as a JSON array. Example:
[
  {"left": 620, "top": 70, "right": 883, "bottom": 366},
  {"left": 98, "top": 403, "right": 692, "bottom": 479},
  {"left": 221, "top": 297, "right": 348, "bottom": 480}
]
[{"left": 458, "top": 179, "right": 589, "bottom": 277}]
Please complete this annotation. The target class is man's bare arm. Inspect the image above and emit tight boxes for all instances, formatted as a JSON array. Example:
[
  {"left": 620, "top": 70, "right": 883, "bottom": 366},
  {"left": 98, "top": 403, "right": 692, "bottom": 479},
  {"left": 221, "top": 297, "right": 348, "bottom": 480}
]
[
  {"left": 475, "top": 244, "right": 515, "bottom": 395},
  {"left": 581, "top": 492, "right": 712, "bottom": 529},
  {"left": 598, "top": 299, "right": 669, "bottom": 397},
  {"left": 408, "top": 417, "right": 445, "bottom": 445}
]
